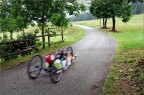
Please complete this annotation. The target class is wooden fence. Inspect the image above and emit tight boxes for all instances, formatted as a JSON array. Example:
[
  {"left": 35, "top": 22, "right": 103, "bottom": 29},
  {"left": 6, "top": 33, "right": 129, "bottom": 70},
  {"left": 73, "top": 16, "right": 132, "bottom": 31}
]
[
  {"left": 0, "top": 38, "right": 37, "bottom": 62},
  {"left": 0, "top": 27, "right": 65, "bottom": 63},
  {"left": 35, "top": 27, "right": 64, "bottom": 46}
]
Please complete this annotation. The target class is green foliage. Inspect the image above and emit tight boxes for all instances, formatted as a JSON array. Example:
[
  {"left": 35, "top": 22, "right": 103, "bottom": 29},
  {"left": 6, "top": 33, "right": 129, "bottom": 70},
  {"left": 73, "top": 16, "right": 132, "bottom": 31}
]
[
  {"left": 20, "top": 0, "right": 85, "bottom": 48},
  {"left": 0, "top": 0, "right": 85, "bottom": 48},
  {"left": 21, "top": 0, "right": 85, "bottom": 27},
  {"left": 51, "top": 13, "right": 69, "bottom": 27},
  {"left": 120, "top": 3, "right": 132, "bottom": 23},
  {"left": 0, "top": 0, "right": 28, "bottom": 38},
  {"left": 0, "top": 26, "right": 85, "bottom": 71},
  {"left": 0, "top": 32, "right": 38, "bottom": 62},
  {"left": 90, "top": 0, "right": 111, "bottom": 19},
  {"left": 90, "top": 0, "right": 132, "bottom": 30},
  {"left": 90, "top": 0, "right": 132, "bottom": 22}
]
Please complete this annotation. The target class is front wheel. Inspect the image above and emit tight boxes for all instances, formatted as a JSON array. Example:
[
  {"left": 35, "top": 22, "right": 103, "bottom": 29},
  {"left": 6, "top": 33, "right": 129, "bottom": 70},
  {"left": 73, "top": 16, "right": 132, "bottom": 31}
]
[
  {"left": 50, "top": 58, "right": 63, "bottom": 83},
  {"left": 27, "top": 55, "right": 43, "bottom": 80}
]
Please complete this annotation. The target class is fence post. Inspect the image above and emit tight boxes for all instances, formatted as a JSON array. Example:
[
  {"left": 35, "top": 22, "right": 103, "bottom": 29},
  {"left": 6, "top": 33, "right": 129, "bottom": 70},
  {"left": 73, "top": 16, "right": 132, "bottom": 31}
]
[
  {"left": 0, "top": 55, "right": 2, "bottom": 64},
  {"left": 48, "top": 29, "right": 51, "bottom": 46},
  {"left": 61, "top": 29, "right": 64, "bottom": 42}
]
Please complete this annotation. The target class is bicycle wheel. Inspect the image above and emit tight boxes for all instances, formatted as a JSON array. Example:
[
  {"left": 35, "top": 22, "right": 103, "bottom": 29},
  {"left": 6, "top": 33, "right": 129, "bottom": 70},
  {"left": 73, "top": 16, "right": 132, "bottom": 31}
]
[
  {"left": 50, "top": 58, "right": 63, "bottom": 83},
  {"left": 27, "top": 55, "right": 43, "bottom": 79},
  {"left": 67, "top": 46, "right": 73, "bottom": 56}
]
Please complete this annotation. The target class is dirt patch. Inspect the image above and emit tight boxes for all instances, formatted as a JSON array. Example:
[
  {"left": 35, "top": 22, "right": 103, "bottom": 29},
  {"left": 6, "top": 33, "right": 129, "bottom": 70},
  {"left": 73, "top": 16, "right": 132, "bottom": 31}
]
[
  {"left": 137, "top": 60, "right": 144, "bottom": 67},
  {"left": 91, "top": 84, "right": 98, "bottom": 91}
]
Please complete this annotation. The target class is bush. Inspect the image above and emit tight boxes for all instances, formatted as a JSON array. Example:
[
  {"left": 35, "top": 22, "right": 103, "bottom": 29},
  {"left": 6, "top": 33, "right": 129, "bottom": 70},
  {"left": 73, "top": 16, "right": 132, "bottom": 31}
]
[{"left": 0, "top": 32, "right": 38, "bottom": 62}]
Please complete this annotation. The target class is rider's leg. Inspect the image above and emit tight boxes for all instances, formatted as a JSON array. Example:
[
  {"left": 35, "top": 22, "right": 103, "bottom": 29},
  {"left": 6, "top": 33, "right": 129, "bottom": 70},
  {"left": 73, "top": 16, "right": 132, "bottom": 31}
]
[{"left": 62, "top": 60, "right": 66, "bottom": 68}]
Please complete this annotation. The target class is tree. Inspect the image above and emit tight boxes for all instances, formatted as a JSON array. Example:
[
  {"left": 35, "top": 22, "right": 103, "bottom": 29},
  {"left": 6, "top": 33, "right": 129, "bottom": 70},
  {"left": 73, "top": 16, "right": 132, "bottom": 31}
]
[
  {"left": 0, "top": 0, "right": 85, "bottom": 48},
  {"left": 110, "top": 1, "right": 132, "bottom": 31},
  {"left": 90, "top": 0, "right": 111, "bottom": 29},
  {"left": 90, "top": 0, "right": 132, "bottom": 31},
  {"left": 0, "top": 0, "right": 28, "bottom": 39},
  {"left": 21, "top": 0, "right": 85, "bottom": 49}
]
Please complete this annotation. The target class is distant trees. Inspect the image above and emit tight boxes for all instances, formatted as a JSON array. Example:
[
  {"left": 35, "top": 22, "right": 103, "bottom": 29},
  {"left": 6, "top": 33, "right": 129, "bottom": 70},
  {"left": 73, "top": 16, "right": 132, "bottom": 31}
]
[
  {"left": 132, "top": 2, "right": 144, "bottom": 14},
  {"left": 90, "top": 0, "right": 132, "bottom": 31},
  {"left": 128, "top": 0, "right": 144, "bottom": 14},
  {"left": 69, "top": 12, "right": 95, "bottom": 22},
  {"left": 128, "top": 0, "right": 144, "bottom": 3}
]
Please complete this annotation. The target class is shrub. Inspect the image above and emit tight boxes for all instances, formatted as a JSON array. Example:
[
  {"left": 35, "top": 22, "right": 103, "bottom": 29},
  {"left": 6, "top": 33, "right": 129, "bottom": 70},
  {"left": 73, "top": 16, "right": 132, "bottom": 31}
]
[{"left": 0, "top": 32, "right": 38, "bottom": 62}]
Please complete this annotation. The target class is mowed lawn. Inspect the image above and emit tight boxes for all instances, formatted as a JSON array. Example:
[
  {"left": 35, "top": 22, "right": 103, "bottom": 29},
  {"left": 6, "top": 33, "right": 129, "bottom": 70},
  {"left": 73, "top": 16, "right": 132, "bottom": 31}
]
[
  {"left": 74, "top": 14, "right": 144, "bottom": 94},
  {"left": 74, "top": 14, "right": 144, "bottom": 51},
  {"left": 0, "top": 25, "right": 84, "bottom": 44}
]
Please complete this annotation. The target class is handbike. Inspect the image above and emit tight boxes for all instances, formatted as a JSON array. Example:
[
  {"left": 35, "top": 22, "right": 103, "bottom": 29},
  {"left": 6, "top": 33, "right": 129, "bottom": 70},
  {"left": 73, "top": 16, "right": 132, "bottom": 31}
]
[{"left": 27, "top": 46, "right": 75, "bottom": 83}]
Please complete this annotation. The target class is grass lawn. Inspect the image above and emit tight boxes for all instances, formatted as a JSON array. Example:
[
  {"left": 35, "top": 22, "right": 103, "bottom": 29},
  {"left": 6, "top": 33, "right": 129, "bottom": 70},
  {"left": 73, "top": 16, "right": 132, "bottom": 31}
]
[
  {"left": 0, "top": 26, "right": 85, "bottom": 71},
  {"left": 73, "top": 14, "right": 144, "bottom": 94}
]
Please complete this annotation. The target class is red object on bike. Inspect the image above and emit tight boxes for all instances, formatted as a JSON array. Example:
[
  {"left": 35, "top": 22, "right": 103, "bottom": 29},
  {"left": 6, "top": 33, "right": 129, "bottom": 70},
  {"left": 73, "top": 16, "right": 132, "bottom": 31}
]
[{"left": 45, "top": 54, "right": 55, "bottom": 64}]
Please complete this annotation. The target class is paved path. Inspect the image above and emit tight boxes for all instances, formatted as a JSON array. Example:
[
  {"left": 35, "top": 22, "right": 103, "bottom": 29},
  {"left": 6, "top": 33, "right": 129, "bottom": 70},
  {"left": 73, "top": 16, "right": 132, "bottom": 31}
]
[{"left": 0, "top": 25, "right": 116, "bottom": 95}]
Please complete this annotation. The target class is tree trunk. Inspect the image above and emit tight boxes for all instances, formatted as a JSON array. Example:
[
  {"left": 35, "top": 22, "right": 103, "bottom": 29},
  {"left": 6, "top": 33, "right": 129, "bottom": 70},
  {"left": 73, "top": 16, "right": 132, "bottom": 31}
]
[
  {"left": 42, "top": 15, "right": 45, "bottom": 49},
  {"left": 103, "top": 18, "right": 104, "bottom": 28},
  {"left": 61, "top": 30, "right": 64, "bottom": 42},
  {"left": 10, "top": 31, "right": 13, "bottom": 39},
  {"left": 112, "top": 16, "right": 116, "bottom": 31},
  {"left": 104, "top": 18, "right": 107, "bottom": 28},
  {"left": 48, "top": 31, "right": 50, "bottom": 46},
  {"left": 102, "top": 18, "right": 107, "bottom": 29},
  {"left": 100, "top": 19, "right": 101, "bottom": 28}
]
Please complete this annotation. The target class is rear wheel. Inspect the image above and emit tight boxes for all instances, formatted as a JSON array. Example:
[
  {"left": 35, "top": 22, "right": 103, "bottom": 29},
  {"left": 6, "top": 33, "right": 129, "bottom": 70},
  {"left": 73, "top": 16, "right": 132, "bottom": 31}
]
[
  {"left": 27, "top": 55, "right": 43, "bottom": 79},
  {"left": 50, "top": 58, "right": 63, "bottom": 83}
]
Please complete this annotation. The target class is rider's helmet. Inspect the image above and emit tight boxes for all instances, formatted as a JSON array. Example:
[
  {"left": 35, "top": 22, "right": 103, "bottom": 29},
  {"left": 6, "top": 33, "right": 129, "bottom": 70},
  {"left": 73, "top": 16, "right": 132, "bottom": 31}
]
[
  {"left": 59, "top": 50, "right": 66, "bottom": 60},
  {"left": 45, "top": 54, "right": 55, "bottom": 64}
]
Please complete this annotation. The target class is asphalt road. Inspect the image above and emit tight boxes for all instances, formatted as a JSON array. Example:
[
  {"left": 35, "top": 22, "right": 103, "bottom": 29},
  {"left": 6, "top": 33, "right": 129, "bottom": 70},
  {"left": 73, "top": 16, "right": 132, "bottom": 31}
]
[{"left": 0, "top": 25, "right": 116, "bottom": 95}]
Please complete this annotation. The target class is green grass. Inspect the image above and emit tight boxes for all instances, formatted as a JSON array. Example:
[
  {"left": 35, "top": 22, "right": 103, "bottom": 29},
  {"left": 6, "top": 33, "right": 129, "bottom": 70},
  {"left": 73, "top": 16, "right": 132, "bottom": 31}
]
[
  {"left": 0, "top": 26, "right": 38, "bottom": 39},
  {"left": 73, "top": 14, "right": 144, "bottom": 51},
  {"left": 74, "top": 14, "right": 144, "bottom": 94},
  {"left": 0, "top": 26, "right": 85, "bottom": 71},
  {"left": 108, "top": 15, "right": 144, "bottom": 51}
]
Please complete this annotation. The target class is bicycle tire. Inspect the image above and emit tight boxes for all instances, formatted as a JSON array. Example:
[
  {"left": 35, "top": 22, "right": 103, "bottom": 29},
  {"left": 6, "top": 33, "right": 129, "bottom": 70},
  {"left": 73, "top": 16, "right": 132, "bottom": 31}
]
[
  {"left": 50, "top": 58, "right": 63, "bottom": 83},
  {"left": 27, "top": 54, "right": 43, "bottom": 80}
]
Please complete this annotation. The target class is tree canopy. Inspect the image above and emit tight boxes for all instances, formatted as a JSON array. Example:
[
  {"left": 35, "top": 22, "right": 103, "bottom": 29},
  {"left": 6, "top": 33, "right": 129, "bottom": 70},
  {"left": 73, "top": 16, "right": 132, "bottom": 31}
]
[
  {"left": 90, "top": 0, "right": 132, "bottom": 31},
  {"left": 0, "top": 0, "right": 85, "bottom": 48},
  {"left": 0, "top": 0, "right": 28, "bottom": 38}
]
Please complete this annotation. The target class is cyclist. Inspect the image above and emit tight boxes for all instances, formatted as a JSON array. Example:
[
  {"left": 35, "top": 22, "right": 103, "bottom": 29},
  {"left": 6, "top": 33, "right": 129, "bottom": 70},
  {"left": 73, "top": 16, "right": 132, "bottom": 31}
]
[
  {"left": 62, "top": 51, "right": 75, "bottom": 70},
  {"left": 45, "top": 50, "right": 76, "bottom": 70}
]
